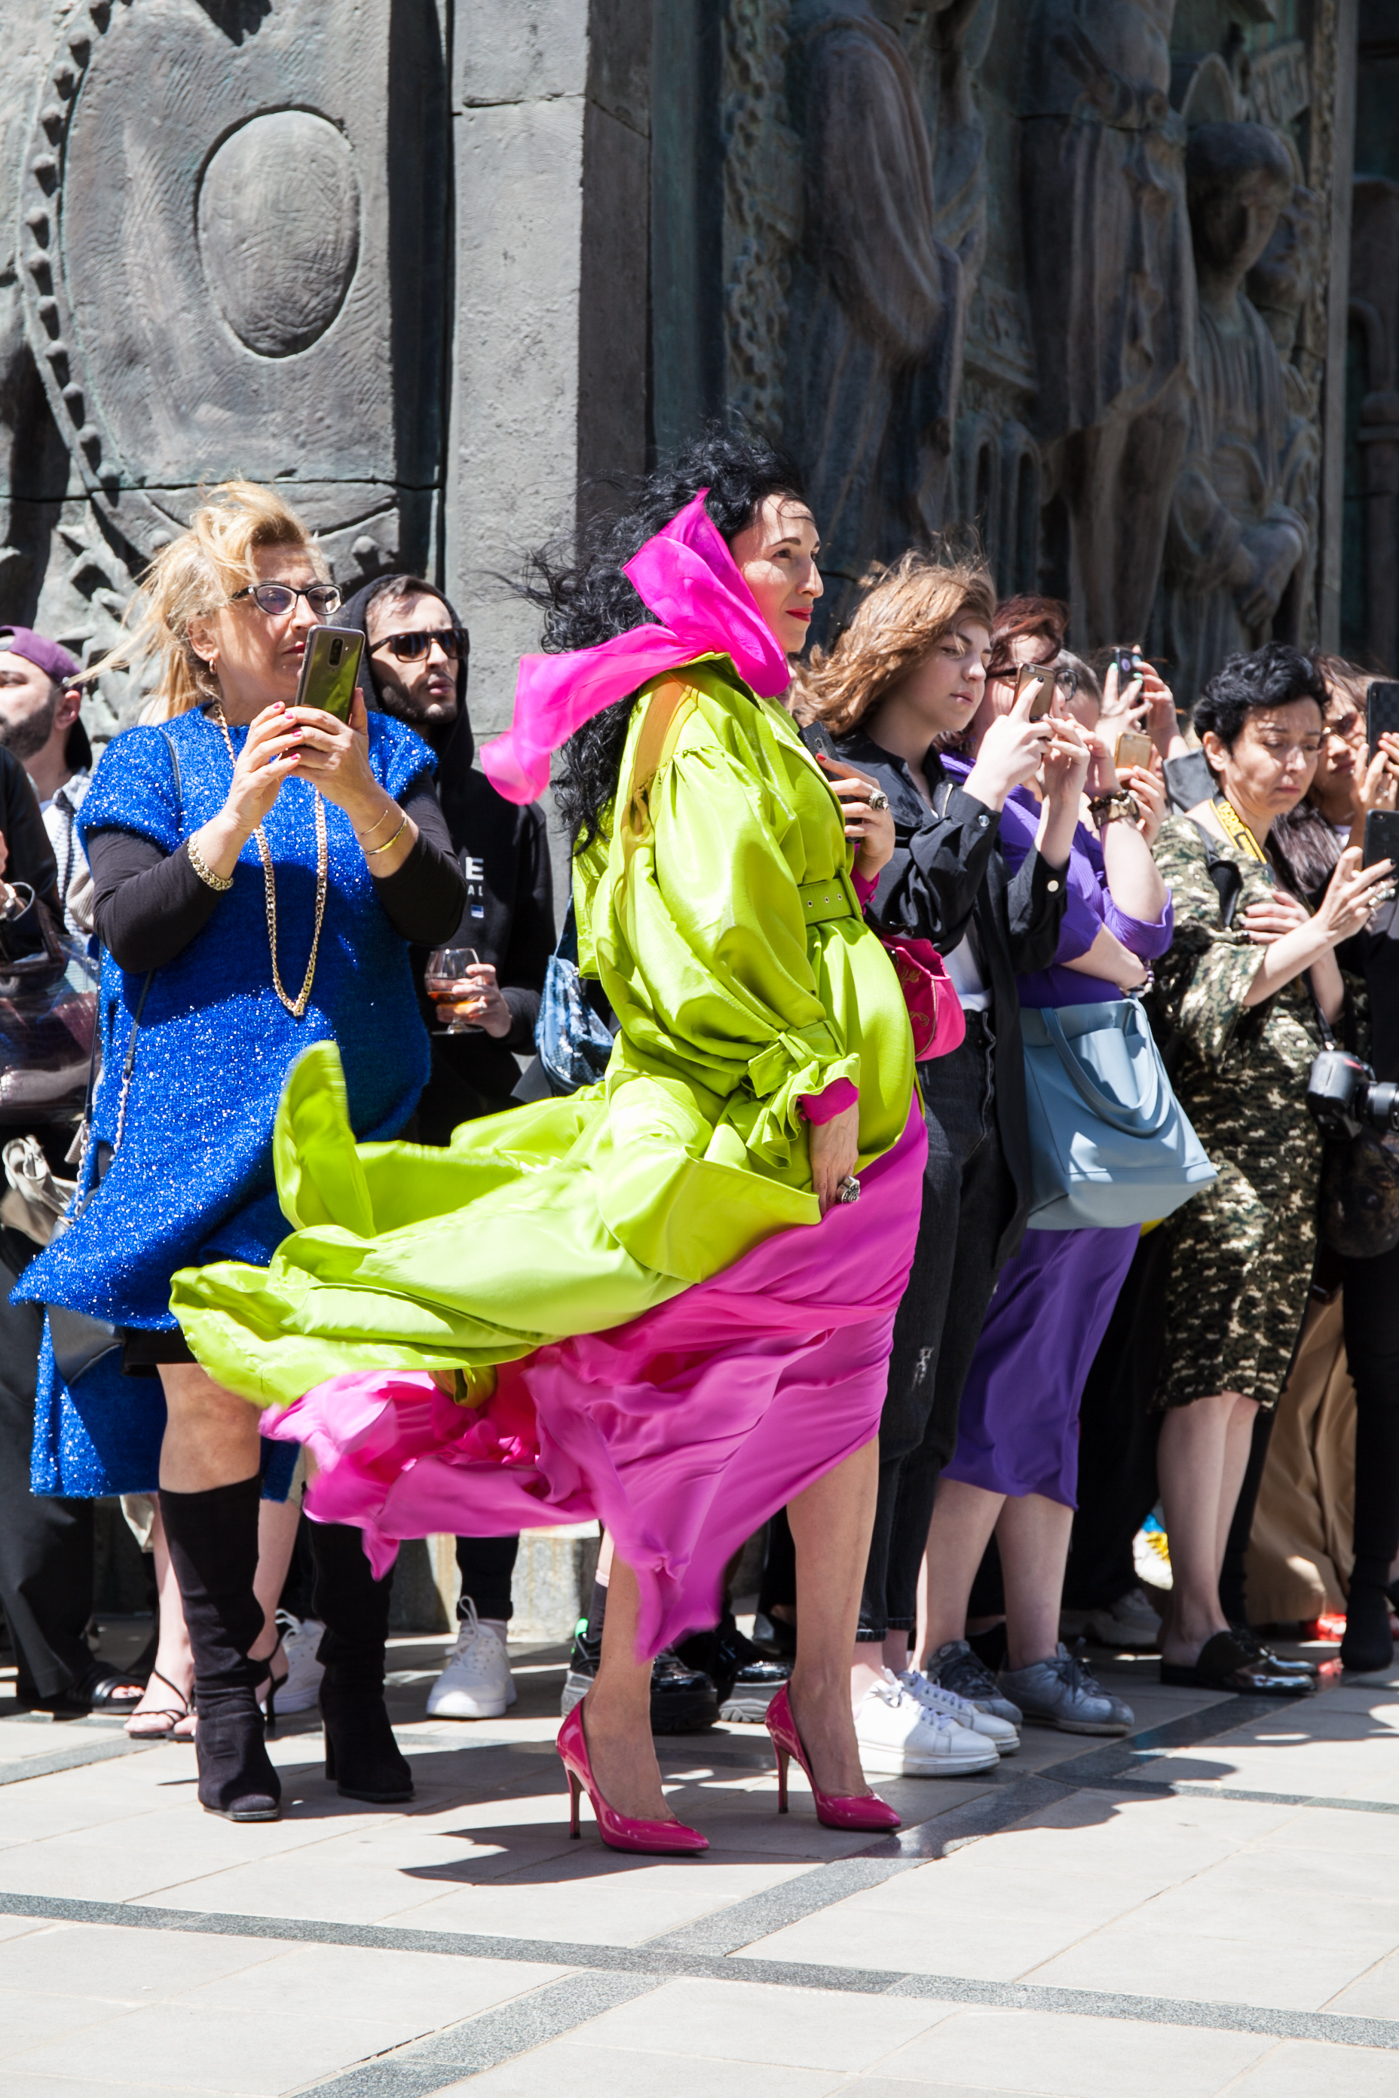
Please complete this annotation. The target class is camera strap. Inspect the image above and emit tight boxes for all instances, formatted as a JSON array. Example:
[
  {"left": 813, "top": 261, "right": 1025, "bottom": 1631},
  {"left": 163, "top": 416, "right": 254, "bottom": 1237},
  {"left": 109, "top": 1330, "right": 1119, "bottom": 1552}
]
[{"left": 1211, "top": 795, "right": 1267, "bottom": 865}]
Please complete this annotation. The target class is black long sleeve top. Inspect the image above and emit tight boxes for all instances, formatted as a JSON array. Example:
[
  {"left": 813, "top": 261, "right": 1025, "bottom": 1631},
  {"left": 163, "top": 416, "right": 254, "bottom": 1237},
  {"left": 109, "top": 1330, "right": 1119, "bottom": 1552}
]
[
  {"left": 836, "top": 728, "right": 1070, "bottom": 1267},
  {"left": 88, "top": 779, "right": 466, "bottom": 973}
]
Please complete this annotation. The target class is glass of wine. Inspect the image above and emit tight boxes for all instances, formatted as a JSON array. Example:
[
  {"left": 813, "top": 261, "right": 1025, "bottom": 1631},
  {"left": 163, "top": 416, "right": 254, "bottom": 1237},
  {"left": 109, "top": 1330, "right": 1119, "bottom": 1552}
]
[{"left": 425, "top": 946, "right": 481, "bottom": 1034}]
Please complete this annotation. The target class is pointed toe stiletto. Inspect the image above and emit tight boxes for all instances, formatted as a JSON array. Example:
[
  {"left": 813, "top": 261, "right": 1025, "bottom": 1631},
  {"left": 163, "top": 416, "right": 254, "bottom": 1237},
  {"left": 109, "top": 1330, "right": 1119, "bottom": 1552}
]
[
  {"left": 556, "top": 1702, "right": 708, "bottom": 1855},
  {"left": 765, "top": 1684, "right": 900, "bottom": 1832}
]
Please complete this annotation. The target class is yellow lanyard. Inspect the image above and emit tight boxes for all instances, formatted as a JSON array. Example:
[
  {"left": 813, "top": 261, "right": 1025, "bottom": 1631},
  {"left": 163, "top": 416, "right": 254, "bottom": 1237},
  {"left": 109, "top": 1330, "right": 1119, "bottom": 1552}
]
[{"left": 1212, "top": 795, "right": 1268, "bottom": 866}]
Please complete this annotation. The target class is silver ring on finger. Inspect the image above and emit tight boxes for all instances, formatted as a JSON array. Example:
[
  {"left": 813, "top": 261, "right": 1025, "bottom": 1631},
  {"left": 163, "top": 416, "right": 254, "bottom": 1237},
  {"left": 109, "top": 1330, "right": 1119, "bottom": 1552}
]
[
  {"left": 835, "top": 1174, "right": 861, "bottom": 1204},
  {"left": 867, "top": 789, "right": 889, "bottom": 811}
]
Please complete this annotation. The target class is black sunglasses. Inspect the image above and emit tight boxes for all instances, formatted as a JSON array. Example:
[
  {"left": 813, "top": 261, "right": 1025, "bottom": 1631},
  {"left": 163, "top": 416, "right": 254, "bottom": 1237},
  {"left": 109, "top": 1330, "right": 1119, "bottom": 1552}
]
[
  {"left": 231, "top": 582, "right": 342, "bottom": 617},
  {"left": 370, "top": 626, "right": 469, "bottom": 664}
]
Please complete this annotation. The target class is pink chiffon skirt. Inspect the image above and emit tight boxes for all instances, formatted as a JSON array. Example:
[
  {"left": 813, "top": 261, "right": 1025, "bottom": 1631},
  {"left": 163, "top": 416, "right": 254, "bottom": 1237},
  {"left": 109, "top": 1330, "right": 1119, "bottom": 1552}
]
[{"left": 265, "top": 1104, "right": 927, "bottom": 1655}]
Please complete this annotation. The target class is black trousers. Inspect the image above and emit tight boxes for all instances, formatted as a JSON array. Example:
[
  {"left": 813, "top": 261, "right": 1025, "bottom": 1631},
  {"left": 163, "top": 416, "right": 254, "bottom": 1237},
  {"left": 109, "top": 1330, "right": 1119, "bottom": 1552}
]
[
  {"left": 859, "top": 1016, "right": 1015, "bottom": 1642},
  {"left": 1062, "top": 1227, "right": 1172, "bottom": 1611},
  {"left": 0, "top": 1225, "right": 95, "bottom": 1698},
  {"left": 454, "top": 1534, "right": 518, "bottom": 1623},
  {"left": 1341, "top": 1241, "right": 1399, "bottom": 1587}
]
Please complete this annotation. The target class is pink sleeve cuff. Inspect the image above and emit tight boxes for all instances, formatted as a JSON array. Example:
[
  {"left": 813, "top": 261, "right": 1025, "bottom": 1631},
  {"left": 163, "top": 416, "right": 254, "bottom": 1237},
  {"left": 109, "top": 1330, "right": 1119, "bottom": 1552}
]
[
  {"left": 800, "top": 1077, "right": 859, "bottom": 1124},
  {"left": 852, "top": 868, "right": 878, "bottom": 905}
]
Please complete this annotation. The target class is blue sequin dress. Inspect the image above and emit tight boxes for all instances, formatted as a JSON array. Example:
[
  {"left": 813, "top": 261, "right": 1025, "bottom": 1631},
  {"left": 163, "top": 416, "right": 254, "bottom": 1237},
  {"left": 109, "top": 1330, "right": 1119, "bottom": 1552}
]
[{"left": 18, "top": 703, "right": 436, "bottom": 1495}]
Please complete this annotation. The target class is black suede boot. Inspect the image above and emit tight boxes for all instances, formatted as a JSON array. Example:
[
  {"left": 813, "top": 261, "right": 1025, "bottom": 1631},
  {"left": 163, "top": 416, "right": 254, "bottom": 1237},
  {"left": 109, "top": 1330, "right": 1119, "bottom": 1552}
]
[
  {"left": 1342, "top": 1557, "right": 1396, "bottom": 1674},
  {"left": 161, "top": 1476, "right": 280, "bottom": 1821},
  {"left": 311, "top": 1522, "right": 413, "bottom": 1803}
]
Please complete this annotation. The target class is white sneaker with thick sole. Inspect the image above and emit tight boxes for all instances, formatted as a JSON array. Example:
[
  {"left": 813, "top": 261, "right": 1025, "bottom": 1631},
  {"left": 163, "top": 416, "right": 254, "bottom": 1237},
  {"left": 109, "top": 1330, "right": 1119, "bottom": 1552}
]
[
  {"left": 899, "top": 1667, "right": 1019, "bottom": 1755},
  {"left": 274, "top": 1612, "right": 325, "bottom": 1716},
  {"left": 854, "top": 1669, "right": 999, "bottom": 1777},
  {"left": 426, "top": 1602, "right": 517, "bottom": 1720}
]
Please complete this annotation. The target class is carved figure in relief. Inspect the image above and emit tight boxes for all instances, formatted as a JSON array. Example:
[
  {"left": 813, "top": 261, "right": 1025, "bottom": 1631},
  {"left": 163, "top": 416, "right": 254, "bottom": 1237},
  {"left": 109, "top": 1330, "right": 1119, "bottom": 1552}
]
[
  {"left": 1245, "top": 183, "right": 1325, "bottom": 647},
  {"left": 1157, "top": 123, "right": 1312, "bottom": 704},
  {"left": 1020, "top": 0, "right": 1193, "bottom": 648},
  {"left": 0, "top": 4, "right": 69, "bottom": 617},
  {"left": 783, "top": 0, "right": 966, "bottom": 624}
]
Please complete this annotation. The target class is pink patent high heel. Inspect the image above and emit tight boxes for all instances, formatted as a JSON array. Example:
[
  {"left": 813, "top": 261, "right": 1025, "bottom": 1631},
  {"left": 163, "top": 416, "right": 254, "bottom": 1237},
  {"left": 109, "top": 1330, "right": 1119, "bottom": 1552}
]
[
  {"left": 556, "top": 1701, "right": 709, "bottom": 1855},
  {"left": 765, "top": 1683, "right": 900, "bottom": 1831}
]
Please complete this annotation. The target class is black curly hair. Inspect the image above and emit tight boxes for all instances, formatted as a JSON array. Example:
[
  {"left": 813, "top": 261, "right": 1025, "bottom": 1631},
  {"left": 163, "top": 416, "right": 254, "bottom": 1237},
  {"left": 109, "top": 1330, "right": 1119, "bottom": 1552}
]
[
  {"left": 522, "top": 427, "right": 806, "bottom": 846},
  {"left": 1194, "top": 641, "right": 1327, "bottom": 773}
]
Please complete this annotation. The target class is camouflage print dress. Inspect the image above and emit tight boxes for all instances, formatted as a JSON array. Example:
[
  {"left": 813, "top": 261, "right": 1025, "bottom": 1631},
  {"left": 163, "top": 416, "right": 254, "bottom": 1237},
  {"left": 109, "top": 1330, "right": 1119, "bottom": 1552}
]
[{"left": 1150, "top": 813, "right": 1327, "bottom": 1412}]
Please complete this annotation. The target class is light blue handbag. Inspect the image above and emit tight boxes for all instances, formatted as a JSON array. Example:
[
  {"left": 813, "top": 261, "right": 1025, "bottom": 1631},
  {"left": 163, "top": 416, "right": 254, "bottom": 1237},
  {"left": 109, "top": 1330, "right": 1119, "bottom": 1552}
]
[{"left": 1020, "top": 997, "right": 1216, "bottom": 1230}]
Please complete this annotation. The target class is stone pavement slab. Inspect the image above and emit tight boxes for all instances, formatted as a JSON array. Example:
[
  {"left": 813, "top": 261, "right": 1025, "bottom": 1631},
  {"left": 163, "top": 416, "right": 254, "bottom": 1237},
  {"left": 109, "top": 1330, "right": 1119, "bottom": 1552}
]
[{"left": 1, "top": 1633, "right": 1396, "bottom": 2096}]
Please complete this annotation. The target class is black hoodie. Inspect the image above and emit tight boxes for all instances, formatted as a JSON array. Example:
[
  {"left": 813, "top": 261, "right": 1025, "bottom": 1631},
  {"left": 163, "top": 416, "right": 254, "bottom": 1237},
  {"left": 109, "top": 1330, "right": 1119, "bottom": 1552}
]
[{"left": 339, "top": 578, "right": 555, "bottom": 1136}]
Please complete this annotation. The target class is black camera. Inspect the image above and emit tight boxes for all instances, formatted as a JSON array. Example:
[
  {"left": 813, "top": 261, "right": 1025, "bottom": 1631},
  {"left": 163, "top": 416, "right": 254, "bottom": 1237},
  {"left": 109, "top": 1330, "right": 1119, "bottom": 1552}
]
[{"left": 1306, "top": 1049, "right": 1399, "bottom": 1141}]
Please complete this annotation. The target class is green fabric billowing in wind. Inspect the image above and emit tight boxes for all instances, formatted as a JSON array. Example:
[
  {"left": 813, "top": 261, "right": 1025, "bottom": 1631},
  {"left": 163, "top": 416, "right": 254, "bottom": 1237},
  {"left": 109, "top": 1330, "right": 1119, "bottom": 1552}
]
[{"left": 173, "top": 657, "right": 915, "bottom": 1408}]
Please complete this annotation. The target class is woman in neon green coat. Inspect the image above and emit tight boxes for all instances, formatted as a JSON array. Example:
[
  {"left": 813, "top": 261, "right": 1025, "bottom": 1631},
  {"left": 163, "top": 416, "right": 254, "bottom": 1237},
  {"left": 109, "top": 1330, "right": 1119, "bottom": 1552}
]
[{"left": 174, "top": 435, "right": 925, "bottom": 1845}]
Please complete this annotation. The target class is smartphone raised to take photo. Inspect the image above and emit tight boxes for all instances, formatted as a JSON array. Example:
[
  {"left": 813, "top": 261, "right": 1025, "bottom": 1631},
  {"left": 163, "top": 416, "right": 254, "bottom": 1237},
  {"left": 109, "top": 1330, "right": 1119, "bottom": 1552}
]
[
  {"left": 1363, "top": 809, "right": 1399, "bottom": 870},
  {"left": 799, "top": 718, "right": 841, "bottom": 765},
  {"left": 1015, "top": 660, "right": 1055, "bottom": 719},
  {"left": 294, "top": 625, "right": 364, "bottom": 723},
  {"left": 1114, "top": 727, "right": 1154, "bottom": 773},
  {"left": 1367, "top": 682, "right": 1399, "bottom": 763}
]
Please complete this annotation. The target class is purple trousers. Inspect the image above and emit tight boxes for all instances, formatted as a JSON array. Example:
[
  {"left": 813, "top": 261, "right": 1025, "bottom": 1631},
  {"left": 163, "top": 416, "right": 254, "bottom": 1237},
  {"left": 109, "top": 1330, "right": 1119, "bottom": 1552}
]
[{"left": 942, "top": 1222, "right": 1140, "bottom": 1508}]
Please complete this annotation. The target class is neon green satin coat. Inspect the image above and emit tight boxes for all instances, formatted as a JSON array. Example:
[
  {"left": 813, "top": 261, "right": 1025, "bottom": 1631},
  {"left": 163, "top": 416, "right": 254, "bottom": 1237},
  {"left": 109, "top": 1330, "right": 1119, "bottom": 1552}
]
[{"left": 172, "top": 656, "right": 916, "bottom": 1407}]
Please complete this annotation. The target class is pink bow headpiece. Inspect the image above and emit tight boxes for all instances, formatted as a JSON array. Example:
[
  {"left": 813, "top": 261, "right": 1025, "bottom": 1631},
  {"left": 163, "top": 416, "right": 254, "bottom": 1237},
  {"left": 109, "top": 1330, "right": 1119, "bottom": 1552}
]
[{"left": 481, "top": 491, "right": 791, "bottom": 804}]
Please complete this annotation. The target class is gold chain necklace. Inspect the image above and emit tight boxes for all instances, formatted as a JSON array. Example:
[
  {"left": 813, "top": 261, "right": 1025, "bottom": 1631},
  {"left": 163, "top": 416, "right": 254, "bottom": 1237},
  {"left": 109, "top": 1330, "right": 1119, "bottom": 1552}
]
[{"left": 213, "top": 707, "right": 327, "bottom": 1018}]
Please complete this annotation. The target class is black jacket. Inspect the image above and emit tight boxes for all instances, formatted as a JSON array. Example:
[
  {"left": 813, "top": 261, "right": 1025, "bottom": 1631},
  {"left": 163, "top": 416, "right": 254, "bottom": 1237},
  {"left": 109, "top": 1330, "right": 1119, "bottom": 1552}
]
[
  {"left": 339, "top": 579, "right": 555, "bottom": 1136},
  {"left": 837, "top": 728, "right": 1069, "bottom": 1266},
  {"left": 0, "top": 745, "right": 61, "bottom": 962}
]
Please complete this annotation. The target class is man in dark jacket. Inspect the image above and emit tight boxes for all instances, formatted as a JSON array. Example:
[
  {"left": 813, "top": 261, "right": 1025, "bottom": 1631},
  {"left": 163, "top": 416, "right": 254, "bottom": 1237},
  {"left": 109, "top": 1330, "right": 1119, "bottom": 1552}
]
[
  {"left": 338, "top": 573, "right": 554, "bottom": 1722},
  {"left": 339, "top": 576, "right": 554, "bottom": 1137}
]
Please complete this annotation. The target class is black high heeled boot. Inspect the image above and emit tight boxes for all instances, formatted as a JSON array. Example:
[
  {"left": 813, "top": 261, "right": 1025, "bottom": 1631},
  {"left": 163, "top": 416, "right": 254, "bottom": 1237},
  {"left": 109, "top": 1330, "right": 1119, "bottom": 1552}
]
[
  {"left": 1342, "top": 1557, "right": 1396, "bottom": 1673},
  {"left": 161, "top": 1476, "right": 280, "bottom": 1822},
  {"left": 310, "top": 1521, "right": 413, "bottom": 1804}
]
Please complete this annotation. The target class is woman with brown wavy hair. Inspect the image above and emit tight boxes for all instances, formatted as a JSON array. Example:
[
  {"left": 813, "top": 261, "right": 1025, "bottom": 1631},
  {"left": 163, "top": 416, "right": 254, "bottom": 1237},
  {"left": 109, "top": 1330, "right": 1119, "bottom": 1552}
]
[{"left": 804, "top": 551, "right": 1081, "bottom": 1773}]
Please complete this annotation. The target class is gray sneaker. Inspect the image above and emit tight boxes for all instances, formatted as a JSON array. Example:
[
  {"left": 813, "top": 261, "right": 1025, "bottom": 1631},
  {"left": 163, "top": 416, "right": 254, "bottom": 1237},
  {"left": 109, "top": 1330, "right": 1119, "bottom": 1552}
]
[
  {"left": 924, "top": 1638, "right": 1023, "bottom": 1728},
  {"left": 998, "top": 1642, "right": 1134, "bottom": 1736}
]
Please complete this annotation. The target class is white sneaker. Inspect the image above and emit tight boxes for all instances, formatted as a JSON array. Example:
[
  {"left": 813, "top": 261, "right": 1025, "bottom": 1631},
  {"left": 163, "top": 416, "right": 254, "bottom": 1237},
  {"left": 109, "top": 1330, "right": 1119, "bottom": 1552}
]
[
  {"left": 899, "top": 1667, "right": 1019, "bottom": 1756},
  {"left": 426, "top": 1601, "right": 516, "bottom": 1720},
  {"left": 273, "top": 1611, "right": 325, "bottom": 1716},
  {"left": 854, "top": 1668, "right": 999, "bottom": 1777},
  {"left": 1083, "top": 1587, "right": 1162, "bottom": 1651}
]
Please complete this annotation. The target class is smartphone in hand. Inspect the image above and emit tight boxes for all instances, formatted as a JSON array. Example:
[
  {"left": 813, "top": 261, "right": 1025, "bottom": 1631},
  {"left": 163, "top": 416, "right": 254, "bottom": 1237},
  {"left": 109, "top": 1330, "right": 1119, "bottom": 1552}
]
[
  {"left": 1114, "top": 728, "right": 1154, "bottom": 772},
  {"left": 1363, "top": 809, "right": 1399, "bottom": 869},
  {"left": 294, "top": 626, "right": 364, "bottom": 723},
  {"left": 799, "top": 718, "right": 841, "bottom": 764},
  {"left": 1015, "top": 660, "right": 1055, "bottom": 719},
  {"left": 1366, "top": 682, "right": 1399, "bottom": 764}
]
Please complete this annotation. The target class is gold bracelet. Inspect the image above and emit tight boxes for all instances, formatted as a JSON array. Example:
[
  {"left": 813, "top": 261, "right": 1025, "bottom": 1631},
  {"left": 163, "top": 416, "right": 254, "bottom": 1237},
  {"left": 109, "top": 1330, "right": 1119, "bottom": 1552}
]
[
  {"left": 363, "top": 814, "right": 409, "bottom": 858},
  {"left": 355, "top": 802, "right": 398, "bottom": 841},
  {"left": 187, "top": 836, "right": 234, "bottom": 892}
]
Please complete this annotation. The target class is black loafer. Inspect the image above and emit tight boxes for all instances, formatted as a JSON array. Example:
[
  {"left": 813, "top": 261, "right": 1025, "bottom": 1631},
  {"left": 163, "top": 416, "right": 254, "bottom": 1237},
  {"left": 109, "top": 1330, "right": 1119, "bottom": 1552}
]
[
  {"left": 559, "top": 1629, "right": 719, "bottom": 1733},
  {"left": 1160, "top": 1629, "right": 1316, "bottom": 1695},
  {"left": 677, "top": 1615, "right": 792, "bottom": 1722},
  {"left": 1230, "top": 1626, "right": 1319, "bottom": 1680}
]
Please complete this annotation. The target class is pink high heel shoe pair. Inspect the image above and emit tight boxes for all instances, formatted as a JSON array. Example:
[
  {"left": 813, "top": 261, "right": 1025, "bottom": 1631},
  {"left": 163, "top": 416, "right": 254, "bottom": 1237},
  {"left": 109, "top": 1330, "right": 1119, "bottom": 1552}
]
[{"left": 557, "top": 1683, "right": 900, "bottom": 1855}]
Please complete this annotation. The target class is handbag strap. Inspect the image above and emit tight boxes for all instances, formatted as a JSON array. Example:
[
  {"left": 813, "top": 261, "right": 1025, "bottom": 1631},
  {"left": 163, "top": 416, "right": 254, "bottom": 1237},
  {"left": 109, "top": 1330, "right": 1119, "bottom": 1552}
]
[{"left": 1036, "top": 1001, "right": 1175, "bottom": 1139}]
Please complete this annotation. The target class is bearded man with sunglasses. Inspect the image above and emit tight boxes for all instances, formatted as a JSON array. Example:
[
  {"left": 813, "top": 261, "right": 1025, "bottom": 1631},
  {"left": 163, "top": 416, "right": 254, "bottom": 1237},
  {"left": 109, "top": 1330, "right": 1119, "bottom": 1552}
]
[{"left": 339, "top": 572, "right": 554, "bottom": 1724}]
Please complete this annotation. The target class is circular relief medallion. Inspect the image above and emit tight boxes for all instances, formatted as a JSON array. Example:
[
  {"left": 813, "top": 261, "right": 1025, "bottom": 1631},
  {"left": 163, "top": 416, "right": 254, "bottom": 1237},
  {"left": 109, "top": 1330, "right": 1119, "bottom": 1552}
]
[{"left": 197, "top": 109, "right": 360, "bottom": 357}]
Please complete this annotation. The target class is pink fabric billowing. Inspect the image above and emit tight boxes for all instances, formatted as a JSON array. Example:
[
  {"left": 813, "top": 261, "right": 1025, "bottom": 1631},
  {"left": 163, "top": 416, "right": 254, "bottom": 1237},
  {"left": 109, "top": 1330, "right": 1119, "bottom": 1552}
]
[
  {"left": 480, "top": 491, "right": 792, "bottom": 805},
  {"left": 265, "top": 1104, "right": 927, "bottom": 1657}
]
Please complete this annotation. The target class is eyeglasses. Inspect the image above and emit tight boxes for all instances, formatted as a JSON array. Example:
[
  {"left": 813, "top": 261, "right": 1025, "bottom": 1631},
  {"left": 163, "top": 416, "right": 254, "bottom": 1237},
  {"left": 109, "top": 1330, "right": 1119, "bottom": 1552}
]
[
  {"left": 369, "top": 626, "right": 469, "bottom": 664},
  {"left": 231, "top": 582, "right": 342, "bottom": 617}
]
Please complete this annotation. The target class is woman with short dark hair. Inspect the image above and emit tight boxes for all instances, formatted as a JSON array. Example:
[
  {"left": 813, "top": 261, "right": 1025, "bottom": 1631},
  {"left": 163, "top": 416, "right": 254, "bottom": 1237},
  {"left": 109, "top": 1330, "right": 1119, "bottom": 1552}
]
[{"left": 1149, "top": 642, "right": 1390, "bottom": 1692}]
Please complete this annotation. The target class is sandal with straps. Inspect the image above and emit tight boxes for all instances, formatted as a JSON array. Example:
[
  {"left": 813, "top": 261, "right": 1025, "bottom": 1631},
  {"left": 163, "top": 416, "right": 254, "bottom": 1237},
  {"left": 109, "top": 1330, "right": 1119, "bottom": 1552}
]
[
  {"left": 256, "top": 1637, "right": 290, "bottom": 1736},
  {"left": 125, "top": 1668, "right": 196, "bottom": 1741}
]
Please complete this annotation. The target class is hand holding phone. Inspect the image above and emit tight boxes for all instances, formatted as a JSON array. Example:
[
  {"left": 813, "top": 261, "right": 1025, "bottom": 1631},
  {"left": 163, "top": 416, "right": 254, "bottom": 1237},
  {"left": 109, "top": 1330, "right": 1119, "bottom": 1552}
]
[
  {"left": 1114, "top": 728, "right": 1154, "bottom": 773},
  {"left": 1015, "top": 660, "right": 1056, "bottom": 719},
  {"left": 294, "top": 626, "right": 364, "bottom": 723}
]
